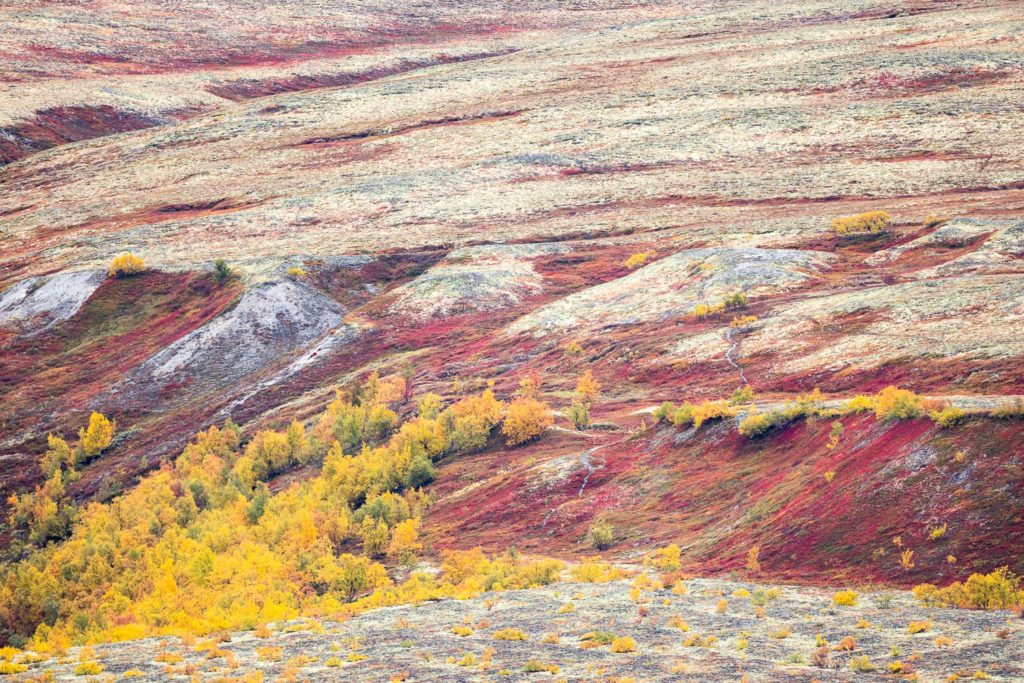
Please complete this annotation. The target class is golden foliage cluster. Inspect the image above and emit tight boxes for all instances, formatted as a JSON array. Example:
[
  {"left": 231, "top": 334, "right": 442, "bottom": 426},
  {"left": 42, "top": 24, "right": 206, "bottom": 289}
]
[
  {"left": 0, "top": 374, "right": 557, "bottom": 651},
  {"left": 107, "top": 252, "right": 146, "bottom": 277},
  {"left": 913, "top": 568, "right": 1023, "bottom": 610},
  {"left": 832, "top": 210, "right": 891, "bottom": 235}
]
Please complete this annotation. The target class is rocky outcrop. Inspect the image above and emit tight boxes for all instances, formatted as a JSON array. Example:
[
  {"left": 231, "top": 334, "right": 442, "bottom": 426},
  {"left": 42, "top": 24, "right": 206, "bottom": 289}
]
[
  {"left": 669, "top": 273, "right": 1024, "bottom": 374},
  {"left": 387, "top": 244, "right": 569, "bottom": 320},
  {"left": 0, "top": 270, "right": 105, "bottom": 336},
  {"left": 868, "top": 218, "right": 1024, "bottom": 277},
  {"left": 508, "top": 247, "right": 833, "bottom": 335},
  {"left": 121, "top": 279, "right": 344, "bottom": 401}
]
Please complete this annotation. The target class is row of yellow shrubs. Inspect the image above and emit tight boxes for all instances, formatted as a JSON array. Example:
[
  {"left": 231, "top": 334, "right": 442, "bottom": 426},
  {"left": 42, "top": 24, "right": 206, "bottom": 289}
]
[
  {"left": 913, "top": 567, "right": 1023, "bottom": 610},
  {"left": 653, "top": 385, "right": 1018, "bottom": 440}
]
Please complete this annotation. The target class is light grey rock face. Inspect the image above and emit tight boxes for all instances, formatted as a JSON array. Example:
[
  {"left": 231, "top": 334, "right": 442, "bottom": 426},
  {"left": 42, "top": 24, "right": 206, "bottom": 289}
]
[
  {"left": 868, "top": 218, "right": 1024, "bottom": 277},
  {"left": 387, "top": 243, "right": 570, "bottom": 320},
  {"left": 0, "top": 270, "right": 105, "bottom": 335},
  {"left": 507, "top": 247, "right": 834, "bottom": 335},
  {"left": 13, "top": 576, "right": 1022, "bottom": 681},
  {"left": 122, "top": 279, "right": 344, "bottom": 400},
  {"left": 669, "top": 273, "right": 1024, "bottom": 374},
  {"left": 219, "top": 320, "right": 366, "bottom": 417}
]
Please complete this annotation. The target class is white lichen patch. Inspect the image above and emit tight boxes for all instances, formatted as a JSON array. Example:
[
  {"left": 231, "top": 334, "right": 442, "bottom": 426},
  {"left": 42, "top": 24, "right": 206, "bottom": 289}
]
[
  {"left": 508, "top": 247, "right": 833, "bottom": 335},
  {"left": 0, "top": 270, "right": 105, "bottom": 335},
  {"left": 868, "top": 218, "right": 1024, "bottom": 278},
  {"left": 669, "top": 273, "right": 1024, "bottom": 374},
  {"left": 387, "top": 243, "right": 570, "bottom": 320},
  {"left": 123, "top": 279, "right": 344, "bottom": 398}
]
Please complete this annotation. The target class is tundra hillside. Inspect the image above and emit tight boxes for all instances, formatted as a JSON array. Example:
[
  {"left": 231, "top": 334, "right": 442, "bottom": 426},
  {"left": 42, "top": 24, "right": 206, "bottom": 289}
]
[{"left": 1, "top": 0, "right": 1022, "bottom": 680}]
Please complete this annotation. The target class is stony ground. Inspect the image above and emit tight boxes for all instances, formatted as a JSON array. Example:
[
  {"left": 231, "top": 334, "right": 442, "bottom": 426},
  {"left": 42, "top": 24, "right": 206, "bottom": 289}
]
[{"left": 8, "top": 574, "right": 1022, "bottom": 682}]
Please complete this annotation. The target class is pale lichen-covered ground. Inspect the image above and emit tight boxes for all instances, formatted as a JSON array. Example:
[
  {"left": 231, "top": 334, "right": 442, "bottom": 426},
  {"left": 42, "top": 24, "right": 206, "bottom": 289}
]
[
  {"left": 387, "top": 244, "right": 570, "bottom": 321},
  {"left": 0, "top": 0, "right": 674, "bottom": 147},
  {"left": 507, "top": 248, "right": 834, "bottom": 335},
  {"left": 8, "top": 575, "right": 1022, "bottom": 681},
  {"left": 666, "top": 272, "right": 1024, "bottom": 374},
  {"left": 2, "top": 0, "right": 1022, "bottom": 282},
  {"left": 2, "top": 0, "right": 1023, "bottom": 430}
]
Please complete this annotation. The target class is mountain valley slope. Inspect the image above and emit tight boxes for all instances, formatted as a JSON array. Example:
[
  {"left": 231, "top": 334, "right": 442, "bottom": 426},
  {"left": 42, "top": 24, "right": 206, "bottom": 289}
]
[{"left": 1, "top": 0, "right": 1023, "bottom": 679}]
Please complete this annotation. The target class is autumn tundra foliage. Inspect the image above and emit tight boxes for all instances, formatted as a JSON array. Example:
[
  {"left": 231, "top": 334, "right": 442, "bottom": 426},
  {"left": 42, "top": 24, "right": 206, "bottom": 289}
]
[
  {"left": 106, "top": 252, "right": 146, "bottom": 277},
  {"left": 7, "top": 412, "right": 116, "bottom": 547},
  {"left": 913, "top": 567, "right": 1024, "bottom": 610},
  {"left": 0, "top": 374, "right": 556, "bottom": 649},
  {"left": 831, "top": 210, "right": 892, "bottom": 236},
  {"left": 653, "top": 398, "right": 737, "bottom": 430},
  {"left": 567, "top": 369, "right": 601, "bottom": 430},
  {"left": 731, "top": 386, "right": 954, "bottom": 438},
  {"left": 501, "top": 373, "right": 553, "bottom": 445}
]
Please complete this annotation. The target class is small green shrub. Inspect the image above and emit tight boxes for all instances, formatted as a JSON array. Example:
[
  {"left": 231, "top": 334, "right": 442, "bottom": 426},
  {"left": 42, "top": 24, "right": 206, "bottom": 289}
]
[
  {"left": 728, "top": 385, "right": 754, "bottom": 405},
  {"left": 723, "top": 292, "right": 748, "bottom": 309},
  {"left": 579, "top": 631, "right": 616, "bottom": 646},
  {"left": 738, "top": 389, "right": 823, "bottom": 438},
  {"left": 652, "top": 402, "right": 676, "bottom": 423},
  {"left": 587, "top": 520, "right": 614, "bottom": 550},
  {"left": 213, "top": 259, "right": 233, "bottom": 285},
  {"left": 751, "top": 587, "right": 781, "bottom": 606},
  {"left": 930, "top": 406, "right": 964, "bottom": 427}
]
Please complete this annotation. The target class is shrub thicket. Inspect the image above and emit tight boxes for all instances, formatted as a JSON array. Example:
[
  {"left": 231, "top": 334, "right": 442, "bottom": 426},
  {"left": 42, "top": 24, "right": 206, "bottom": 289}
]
[
  {"left": 107, "top": 252, "right": 146, "bottom": 277},
  {"left": 832, "top": 210, "right": 891, "bottom": 236},
  {"left": 913, "top": 568, "right": 1023, "bottom": 610},
  {"left": 0, "top": 375, "right": 550, "bottom": 650}
]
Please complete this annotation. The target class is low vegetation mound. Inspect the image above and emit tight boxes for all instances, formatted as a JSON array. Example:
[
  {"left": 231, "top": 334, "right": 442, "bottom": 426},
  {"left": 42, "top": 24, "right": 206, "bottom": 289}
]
[
  {"left": 107, "top": 253, "right": 147, "bottom": 278},
  {"left": 832, "top": 210, "right": 892, "bottom": 236}
]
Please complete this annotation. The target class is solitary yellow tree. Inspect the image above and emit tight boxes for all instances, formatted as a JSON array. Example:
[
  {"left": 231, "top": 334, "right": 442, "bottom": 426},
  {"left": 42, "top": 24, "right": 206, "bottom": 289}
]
[
  {"left": 40, "top": 435, "right": 74, "bottom": 478},
  {"left": 502, "top": 397, "right": 554, "bottom": 445},
  {"left": 575, "top": 370, "right": 600, "bottom": 405},
  {"left": 568, "top": 369, "right": 601, "bottom": 430},
  {"left": 387, "top": 517, "right": 423, "bottom": 564},
  {"left": 107, "top": 252, "right": 146, "bottom": 278},
  {"left": 746, "top": 546, "right": 761, "bottom": 574},
  {"left": 78, "top": 412, "right": 115, "bottom": 458}
]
